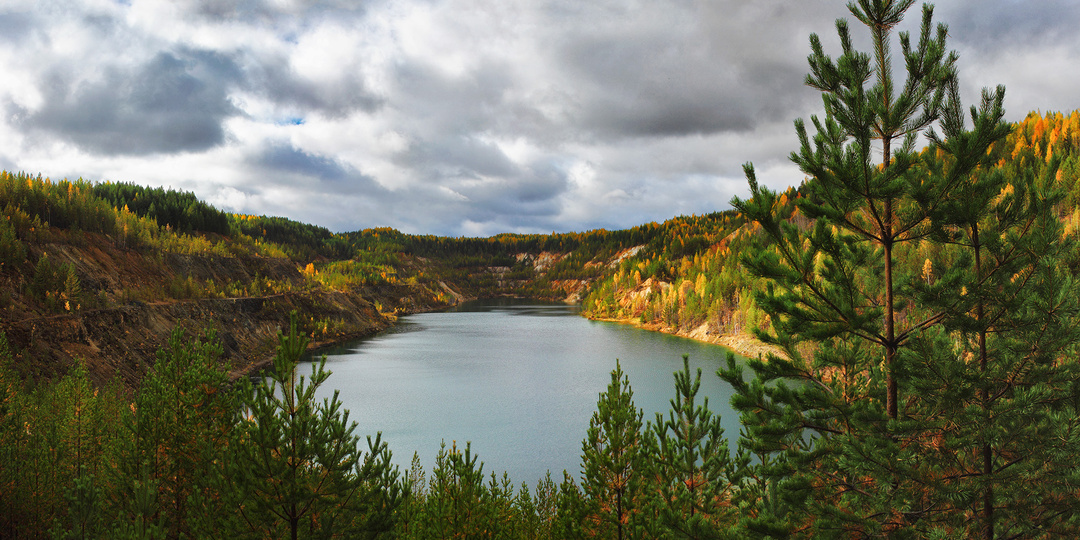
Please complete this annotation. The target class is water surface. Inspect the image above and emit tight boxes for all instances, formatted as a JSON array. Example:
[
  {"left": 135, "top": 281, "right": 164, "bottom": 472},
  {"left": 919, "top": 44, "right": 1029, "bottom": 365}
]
[{"left": 302, "top": 299, "right": 743, "bottom": 484}]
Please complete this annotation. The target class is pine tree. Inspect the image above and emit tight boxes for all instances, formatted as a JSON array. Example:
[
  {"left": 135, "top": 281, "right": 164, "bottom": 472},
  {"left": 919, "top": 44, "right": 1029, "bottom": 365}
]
[
  {"left": 226, "top": 313, "right": 399, "bottom": 539},
  {"left": 0, "top": 217, "right": 25, "bottom": 270},
  {"left": 117, "top": 328, "right": 237, "bottom": 538},
  {"left": 552, "top": 473, "right": 588, "bottom": 540},
  {"left": 62, "top": 263, "right": 81, "bottom": 311},
  {"left": 0, "top": 331, "right": 29, "bottom": 537},
  {"left": 580, "top": 361, "right": 646, "bottom": 540},
  {"left": 721, "top": 0, "right": 1079, "bottom": 536},
  {"left": 648, "top": 355, "right": 735, "bottom": 539},
  {"left": 28, "top": 362, "right": 125, "bottom": 539},
  {"left": 408, "top": 441, "right": 490, "bottom": 538},
  {"left": 909, "top": 145, "right": 1080, "bottom": 535}
]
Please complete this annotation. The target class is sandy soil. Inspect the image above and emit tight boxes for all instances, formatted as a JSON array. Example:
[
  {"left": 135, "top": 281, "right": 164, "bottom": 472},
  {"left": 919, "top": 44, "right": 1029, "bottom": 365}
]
[{"left": 589, "top": 316, "right": 783, "bottom": 360}]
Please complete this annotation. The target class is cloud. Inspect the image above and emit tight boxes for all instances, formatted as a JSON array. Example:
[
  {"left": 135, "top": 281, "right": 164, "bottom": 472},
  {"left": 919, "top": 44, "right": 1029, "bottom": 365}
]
[
  {"left": 0, "top": 0, "right": 1074, "bottom": 236},
  {"left": 242, "top": 19, "right": 387, "bottom": 118},
  {"left": 396, "top": 135, "right": 519, "bottom": 181},
  {"left": 0, "top": 11, "right": 34, "bottom": 44},
  {"left": 941, "top": 0, "right": 1080, "bottom": 52},
  {"left": 255, "top": 142, "right": 352, "bottom": 181},
  {"left": 23, "top": 49, "right": 240, "bottom": 155},
  {"left": 249, "top": 140, "right": 385, "bottom": 195},
  {"left": 554, "top": 1, "right": 829, "bottom": 140},
  {"left": 455, "top": 160, "right": 569, "bottom": 219}
]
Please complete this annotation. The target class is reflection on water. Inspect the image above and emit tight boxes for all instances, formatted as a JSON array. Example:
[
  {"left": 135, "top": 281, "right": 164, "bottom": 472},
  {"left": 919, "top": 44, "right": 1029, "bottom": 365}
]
[
  {"left": 443, "top": 297, "right": 582, "bottom": 316},
  {"left": 300, "top": 299, "right": 743, "bottom": 485}
]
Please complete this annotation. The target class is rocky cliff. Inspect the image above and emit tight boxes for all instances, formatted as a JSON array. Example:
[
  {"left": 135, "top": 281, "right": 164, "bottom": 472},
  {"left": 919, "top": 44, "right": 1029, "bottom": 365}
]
[{"left": 0, "top": 232, "right": 455, "bottom": 387}]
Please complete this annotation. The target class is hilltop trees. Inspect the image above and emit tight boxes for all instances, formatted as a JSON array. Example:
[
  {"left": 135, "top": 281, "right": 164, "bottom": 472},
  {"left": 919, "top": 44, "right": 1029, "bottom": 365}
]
[
  {"left": 92, "top": 182, "right": 230, "bottom": 236},
  {"left": 727, "top": 0, "right": 1080, "bottom": 537}
]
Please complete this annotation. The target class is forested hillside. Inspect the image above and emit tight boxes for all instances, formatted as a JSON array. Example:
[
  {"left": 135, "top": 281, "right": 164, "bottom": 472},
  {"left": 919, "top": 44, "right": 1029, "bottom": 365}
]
[
  {"left": 0, "top": 168, "right": 678, "bottom": 385},
  {"left": 581, "top": 110, "right": 1080, "bottom": 352},
  {"left": 0, "top": 172, "right": 448, "bottom": 385}
]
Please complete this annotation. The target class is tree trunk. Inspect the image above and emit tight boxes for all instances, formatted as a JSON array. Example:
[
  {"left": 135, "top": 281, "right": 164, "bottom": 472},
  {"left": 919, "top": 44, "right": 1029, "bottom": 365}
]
[{"left": 973, "top": 223, "right": 994, "bottom": 540}]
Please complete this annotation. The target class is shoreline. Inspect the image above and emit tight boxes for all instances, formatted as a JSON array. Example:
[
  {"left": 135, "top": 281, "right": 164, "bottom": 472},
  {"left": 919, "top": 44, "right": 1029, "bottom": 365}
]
[
  {"left": 241, "top": 301, "right": 781, "bottom": 380},
  {"left": 234, "top": 300, "right": 456, "bottom": 380},
  {"left": 587, "top": 315, "right": 781, "bottom": 360}
]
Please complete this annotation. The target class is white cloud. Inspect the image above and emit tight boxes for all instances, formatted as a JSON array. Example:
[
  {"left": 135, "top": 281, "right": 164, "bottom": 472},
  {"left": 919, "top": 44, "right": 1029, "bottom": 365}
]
[{"left": 0, "top": 0, "right": 1074, "bottom": 235}]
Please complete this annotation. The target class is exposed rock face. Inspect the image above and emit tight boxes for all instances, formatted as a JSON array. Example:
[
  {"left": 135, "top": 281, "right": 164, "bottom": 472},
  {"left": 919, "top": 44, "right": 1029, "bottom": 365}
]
[
  {"left": 513, "top": 246, "right": 648, "bottom": 303},
  {"left": 7, "top": 291, "right": 393, "bottom": 387},
  {"left": 2, "top": 235, "right": 640, "bottom": 388},
  {"left": 524, "top": 252, "right": 566, "bottom": 271},
  {"left": 607, "top": 245, "right": 644, "bottom": 268},
  {"left": 1, "top": 235, "right": 455, "bottom": 387}
]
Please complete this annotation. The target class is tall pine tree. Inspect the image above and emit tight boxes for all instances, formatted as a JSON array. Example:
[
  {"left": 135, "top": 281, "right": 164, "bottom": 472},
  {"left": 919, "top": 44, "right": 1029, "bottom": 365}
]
[
  {"left": 909, "top": 135, "right": 1080, "bottom": 536},
  {"left": 724, "top": 0, "right": 1080, "bottom": 537},
  {"left": 118, "top": 328, "right": 237, "bottom": 539}
]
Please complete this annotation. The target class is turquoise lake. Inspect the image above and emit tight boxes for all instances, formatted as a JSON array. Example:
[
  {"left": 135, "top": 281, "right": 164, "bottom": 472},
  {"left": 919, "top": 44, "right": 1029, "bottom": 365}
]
[{"left": 302, "top": 299, "right": 743, "bottom": 485}]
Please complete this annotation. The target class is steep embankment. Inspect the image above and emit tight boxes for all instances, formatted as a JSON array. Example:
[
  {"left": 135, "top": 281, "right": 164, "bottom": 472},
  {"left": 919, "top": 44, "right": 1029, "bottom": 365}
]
[
  {"left": 577, "top": 209, "right": 784, "bottom": 359},
  {"left": 2, "top": 232, "right": 627, "bottom": 389},
  {"left": 1, "top": 231, "right": 455, "bottom": 387},
  {"left": 587, "top": 277, "right": 780, "bottom": 360}
]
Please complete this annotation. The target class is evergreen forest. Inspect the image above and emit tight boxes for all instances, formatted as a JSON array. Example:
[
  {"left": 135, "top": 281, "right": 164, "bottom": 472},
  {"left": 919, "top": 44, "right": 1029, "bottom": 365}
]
[{"left": 4, "top": 0, "right": 1080, "bottom": 537}]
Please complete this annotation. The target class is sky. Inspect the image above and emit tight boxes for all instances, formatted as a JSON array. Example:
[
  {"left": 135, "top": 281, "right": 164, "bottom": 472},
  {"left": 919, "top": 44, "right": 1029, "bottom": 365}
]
[{"left": 1, "top": 0, "right": 1077, "bottom": 236}]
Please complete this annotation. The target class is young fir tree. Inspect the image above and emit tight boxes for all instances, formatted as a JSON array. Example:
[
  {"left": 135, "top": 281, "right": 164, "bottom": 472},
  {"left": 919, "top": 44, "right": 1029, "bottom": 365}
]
[
  {"left": 117, "top": 327, "right": 237, "bottom": 539},
  {"left": 552, "top": 472, "right": 588, "bottom": 540},
  {"left": 580, "top": 361, "right": 646, "bottom": 540},
  {"left": 226, "top": 313, "right": 400, "bottom": 540},
  {"left": 722, "top": 0, "right": 1079, "bottom": 537},
  {"left": 527, "top": 472, "right": 563, "bottom": 539},
  {"left": 406, "top": 441, "right": 489, "bottom": 538},
  {"left": 647, "top": 355, "right": 735, "bottom": 539}
]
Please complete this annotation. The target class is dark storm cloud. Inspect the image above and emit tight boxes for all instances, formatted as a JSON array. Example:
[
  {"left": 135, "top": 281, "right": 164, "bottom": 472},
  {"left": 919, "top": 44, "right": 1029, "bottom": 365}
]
[
  {"left": 25, "top": 49, "right": 241, "bottom": 155},
  {"left": 399, "top": 135, "right": 518, "bottom": 180},
  {"left": 384, "top": 59, "right": 562, "bottom": 197},
  {"left": 456, "top": 161, "right": 569, "bottom": 220},
  {"left": 258, "top": 143, "right": 350, "bottom": 180},
  {"left": 184, "top": 0, "right": 276, "bottom": 19},
  {"left": 392, "top": 60, "right": 518, "bottom": 135},
  {"left": 389, "top": 136, "right": 570, "bottom": 228},
  {"left": 251, "top": 141, "right": 385, "bottom": 194},
  {"left": 553, "top": 0, "right": 833, "bottom": 140},
  {"left": 941, "top": 0, "right": 1080, "bottom": 52},
  {"left": 517, "top": 161, "right": 570, "bottom": 204},
  {"left": 562, "top": 34, "right": 764, "bottom": 137},
  {"left": 248, "top": 60, "right": 385, "bottom": 117},
  {"left": 180, "top": 0, "right": 372, "bottom": 21}
]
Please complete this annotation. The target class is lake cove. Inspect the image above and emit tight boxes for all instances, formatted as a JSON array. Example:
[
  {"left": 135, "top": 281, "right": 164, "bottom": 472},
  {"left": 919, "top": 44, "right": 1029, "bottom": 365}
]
[{"left": 301, "top": 298, "right": 744, "bottom": 485}]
